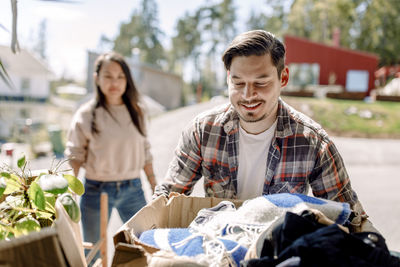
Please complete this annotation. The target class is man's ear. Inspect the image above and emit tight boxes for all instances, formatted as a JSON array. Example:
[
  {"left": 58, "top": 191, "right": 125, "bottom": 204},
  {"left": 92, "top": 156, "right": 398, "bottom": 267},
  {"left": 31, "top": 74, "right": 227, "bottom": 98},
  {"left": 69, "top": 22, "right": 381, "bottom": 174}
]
[{"left": 280, "top": 66, "right": 289, "bottom": 87}]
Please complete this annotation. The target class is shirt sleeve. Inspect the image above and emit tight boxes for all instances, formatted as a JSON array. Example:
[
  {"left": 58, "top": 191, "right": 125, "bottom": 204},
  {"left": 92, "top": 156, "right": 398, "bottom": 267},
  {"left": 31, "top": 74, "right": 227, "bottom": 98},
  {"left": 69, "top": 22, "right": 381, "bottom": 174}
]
[
  {"left": 64, "top": 110, "right": 89, "bottom": 168},
  {"left": 144, "top": 138, "right": 153, "bottom": 164},
  {"left": 154, "top": 118, "right": 204, "bottom": 197},
  {"left": 309, "top": 138, "right": 361, "bottom": 206},
  {"left": 139, "top": 100, "right": 153, "bottom": 164}
]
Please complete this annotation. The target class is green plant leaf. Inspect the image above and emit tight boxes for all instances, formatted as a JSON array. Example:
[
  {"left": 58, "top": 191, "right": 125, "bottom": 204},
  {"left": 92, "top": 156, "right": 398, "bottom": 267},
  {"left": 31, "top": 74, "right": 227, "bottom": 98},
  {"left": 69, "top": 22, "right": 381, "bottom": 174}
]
[
  {"left": 17, "top": 155, "right": 26, "bottom": 169},
  {"left": 3, "top": 176, "right": 21, "bottom": 195},
  {"left": 44, "top": 194, "right": 56, "bottom": 214},
  {"left": 45, "top": 194, "right": 56, "bottom": 208},
  {"left": 0, "top": 172, "right": 11, "bottom": 178},
  {"left": 37, "top": 174, "right": 68, "bottom": 195},
  {"left": 58, "top": 193, "right": 81, "bottom": 223},
  {"left": 36, "top": 210, "right": 54, "bottom": 220},
  {"left": 63, "top": 174, "right": 84, "bottom": 196},
  {"left": 4, "top": 195, "right": 24, "bottom": 208},
  {"left": 14, "top": 216, "right": 41, "bottom": 236},
  {"left": 0, "top": 177, "right": 6, "bottom": 197},
  {"left": 27, "top": 181, "right": 45, "bottom": 210},
  {"left": 0, "top": 224, "right": 15, "bottom": 240}
]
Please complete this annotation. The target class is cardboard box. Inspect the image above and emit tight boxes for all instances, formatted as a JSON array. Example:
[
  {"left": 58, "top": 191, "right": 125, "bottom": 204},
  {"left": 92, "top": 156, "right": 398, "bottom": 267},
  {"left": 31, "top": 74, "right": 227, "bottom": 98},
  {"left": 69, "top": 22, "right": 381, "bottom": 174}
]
[
  {"left": 0, "top": 227, "right": 68, "bottom": 267},
  {"left": 112, "top": 193, "right": 244, "bottom": 267},
  {"left": 0, "top": 201, "right": 86, "bottom": 267}
]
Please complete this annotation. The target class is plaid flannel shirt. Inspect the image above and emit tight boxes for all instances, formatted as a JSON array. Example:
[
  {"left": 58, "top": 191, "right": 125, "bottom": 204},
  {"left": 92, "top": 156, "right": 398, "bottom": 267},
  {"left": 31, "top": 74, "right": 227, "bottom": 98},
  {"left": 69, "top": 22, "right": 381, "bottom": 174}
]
[{"left": 157, "top": 98, "right": 363, "bottom": 210}]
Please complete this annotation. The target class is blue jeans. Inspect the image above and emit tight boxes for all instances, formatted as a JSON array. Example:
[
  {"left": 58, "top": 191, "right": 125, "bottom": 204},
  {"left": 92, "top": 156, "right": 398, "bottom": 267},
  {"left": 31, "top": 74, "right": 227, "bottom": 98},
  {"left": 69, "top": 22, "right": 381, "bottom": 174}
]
[{"left": 80, "top": 178, "right": 147, "bottom": 245}]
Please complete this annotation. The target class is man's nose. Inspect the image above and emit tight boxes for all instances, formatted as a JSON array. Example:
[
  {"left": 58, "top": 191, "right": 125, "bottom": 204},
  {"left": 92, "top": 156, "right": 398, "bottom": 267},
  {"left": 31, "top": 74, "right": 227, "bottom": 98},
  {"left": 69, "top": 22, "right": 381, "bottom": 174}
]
[{"left": 243, "top": 84, "right": 255, "bottom": 98}]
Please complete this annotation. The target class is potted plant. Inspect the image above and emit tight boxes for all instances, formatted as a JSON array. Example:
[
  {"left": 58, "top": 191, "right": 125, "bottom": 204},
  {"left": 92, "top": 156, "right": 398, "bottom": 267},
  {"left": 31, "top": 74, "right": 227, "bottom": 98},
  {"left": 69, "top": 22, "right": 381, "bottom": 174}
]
[{"left": 0, "top": 155, "right": 84, "bottom": 239}]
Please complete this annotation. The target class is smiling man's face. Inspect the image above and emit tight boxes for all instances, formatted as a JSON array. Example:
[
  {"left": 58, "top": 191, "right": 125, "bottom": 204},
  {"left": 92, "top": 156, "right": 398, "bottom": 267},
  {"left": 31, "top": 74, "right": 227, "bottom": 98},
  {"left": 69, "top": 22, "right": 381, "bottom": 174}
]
[{"left": 227, "top": 54, "right": 289, "bottom": 133}]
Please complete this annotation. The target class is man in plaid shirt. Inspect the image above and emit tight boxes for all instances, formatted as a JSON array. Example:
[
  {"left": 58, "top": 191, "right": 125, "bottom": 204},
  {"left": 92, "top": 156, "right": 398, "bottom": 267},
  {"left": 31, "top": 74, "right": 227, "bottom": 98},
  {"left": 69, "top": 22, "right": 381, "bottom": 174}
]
[{"left": 155, "top": 30, "right": 375, "bottom": 232}]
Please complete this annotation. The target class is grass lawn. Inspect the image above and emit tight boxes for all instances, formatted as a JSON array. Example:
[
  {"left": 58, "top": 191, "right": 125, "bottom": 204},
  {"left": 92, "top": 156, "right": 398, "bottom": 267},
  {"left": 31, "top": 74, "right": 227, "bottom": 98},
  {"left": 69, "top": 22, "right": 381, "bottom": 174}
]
[{"left": 282, "top": 96, "right": 400, "bottom": 139}]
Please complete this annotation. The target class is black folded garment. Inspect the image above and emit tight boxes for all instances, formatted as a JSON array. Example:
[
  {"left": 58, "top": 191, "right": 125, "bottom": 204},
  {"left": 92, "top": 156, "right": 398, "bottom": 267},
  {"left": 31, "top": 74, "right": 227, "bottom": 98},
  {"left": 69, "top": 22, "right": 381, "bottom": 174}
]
[{"left": 241, "top": 211, "right": 400, "bottom": 267}]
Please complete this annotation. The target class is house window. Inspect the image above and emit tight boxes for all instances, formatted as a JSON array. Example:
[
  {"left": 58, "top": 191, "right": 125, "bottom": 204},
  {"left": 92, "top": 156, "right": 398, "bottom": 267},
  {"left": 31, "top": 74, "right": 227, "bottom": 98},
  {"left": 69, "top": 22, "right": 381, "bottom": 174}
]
[
  {"left": 288, "top": 63, "right": 320, "bottom": 88},
  {"left": 21, "top": 78, "right": 31, "bottom": 94},
  {"left": 346, "top": 70, "right": 369, "bottom": 92}
]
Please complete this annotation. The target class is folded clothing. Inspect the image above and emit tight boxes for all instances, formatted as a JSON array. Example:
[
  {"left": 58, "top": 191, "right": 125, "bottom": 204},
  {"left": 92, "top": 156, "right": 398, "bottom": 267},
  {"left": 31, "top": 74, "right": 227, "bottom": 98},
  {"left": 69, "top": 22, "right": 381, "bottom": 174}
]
[
  {"left": 188, "top": 193, "right": 351, "bottom": 250},
  {"left": 139, "top": 228, "right": 248, "bottom": 267},
  {"left": 260, "top": 193, "right": 351, "bottom": 225}
]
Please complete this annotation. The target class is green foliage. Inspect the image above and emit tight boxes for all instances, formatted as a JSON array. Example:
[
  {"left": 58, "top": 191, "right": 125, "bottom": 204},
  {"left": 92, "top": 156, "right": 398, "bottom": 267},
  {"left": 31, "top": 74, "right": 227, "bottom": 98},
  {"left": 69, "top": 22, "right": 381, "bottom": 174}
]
[
  {"left": 58, "top": 193, "right": 81, "bottom": 223},
  {"left": 287, "top": 0, "right": 356, "bottom": 45},
  {"left": 170, "top": 0, "right": 237, "bottom": 97},
  {"left": 113, "top": 0, "right": 165, "bottom": 66},
  {"left": 245, "top": 0, "right": 399, "bottom": 66},
  {"left": 0, "top": 156, "right": 84, "bottom": 239},
  {"left": 283, "top": 96, "right": 400, "bottom": 138},
  {"left": 246, "top": 0, "right": 288, "bottom": 37},
  {"left": 354, "top": 0, "right": 400, "bottom": 65}
]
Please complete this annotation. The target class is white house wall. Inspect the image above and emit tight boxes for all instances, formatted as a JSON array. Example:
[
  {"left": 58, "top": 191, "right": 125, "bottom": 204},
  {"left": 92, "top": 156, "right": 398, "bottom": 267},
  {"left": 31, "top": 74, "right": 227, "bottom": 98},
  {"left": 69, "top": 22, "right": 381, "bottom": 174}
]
[{"left": 0, "top": 73, "right": 50, "bottom": 99}]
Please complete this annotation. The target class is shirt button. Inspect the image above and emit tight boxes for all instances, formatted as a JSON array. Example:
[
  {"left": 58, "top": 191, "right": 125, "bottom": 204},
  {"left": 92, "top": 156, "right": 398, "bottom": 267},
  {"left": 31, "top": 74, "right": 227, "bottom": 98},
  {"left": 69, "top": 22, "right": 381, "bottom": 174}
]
[{"left": 367, "top": 233, "right": 379, "bottom": 243}]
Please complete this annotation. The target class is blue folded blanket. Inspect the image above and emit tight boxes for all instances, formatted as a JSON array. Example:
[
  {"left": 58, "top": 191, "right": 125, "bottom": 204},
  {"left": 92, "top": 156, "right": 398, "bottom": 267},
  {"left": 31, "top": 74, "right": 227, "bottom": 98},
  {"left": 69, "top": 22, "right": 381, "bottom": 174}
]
[
  {"left": 262, "top": 193, "right": 351, "bottom": 225},
  {"left": 139, "top": 228, "right": 247, "bottom": 266}
]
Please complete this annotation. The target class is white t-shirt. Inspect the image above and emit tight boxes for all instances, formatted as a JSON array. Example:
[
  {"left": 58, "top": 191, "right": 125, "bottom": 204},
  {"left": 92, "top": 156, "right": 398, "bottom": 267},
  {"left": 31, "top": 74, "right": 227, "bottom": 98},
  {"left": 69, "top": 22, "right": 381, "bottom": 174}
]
[{"left": 237, "top": 120, "right": 277, "bottom": 199}]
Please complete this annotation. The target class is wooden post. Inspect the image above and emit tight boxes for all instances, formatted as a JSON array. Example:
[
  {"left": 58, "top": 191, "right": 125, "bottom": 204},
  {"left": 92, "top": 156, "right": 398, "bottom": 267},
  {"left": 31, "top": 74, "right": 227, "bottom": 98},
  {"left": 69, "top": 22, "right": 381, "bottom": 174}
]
[{"left": 100, "top": 193, "right": 108, "bottom": 267}]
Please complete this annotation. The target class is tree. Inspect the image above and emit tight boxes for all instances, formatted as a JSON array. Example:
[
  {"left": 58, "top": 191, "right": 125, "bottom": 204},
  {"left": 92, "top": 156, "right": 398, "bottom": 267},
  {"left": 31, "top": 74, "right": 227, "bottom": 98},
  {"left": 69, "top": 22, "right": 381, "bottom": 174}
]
[
  {"left": 169, "top": 11, "right": 202, "bottom": 73},
  {"left": 246, "top": 0, "right": 289, "bottom": 38},
  {"left": 287, "top": 0, "right": 356, "bottom": 47},
  {"left": 170, "top": 0, "right": 237, "bottom": 99},
  {"left": 113, "top": 0, "right": 165, "bottom": 67},
  {"left": 34, "top": 19, "right": 47, "bottom": 60},
  {"left": 354, "top": 0, "right": 400, "bottom": 65}
]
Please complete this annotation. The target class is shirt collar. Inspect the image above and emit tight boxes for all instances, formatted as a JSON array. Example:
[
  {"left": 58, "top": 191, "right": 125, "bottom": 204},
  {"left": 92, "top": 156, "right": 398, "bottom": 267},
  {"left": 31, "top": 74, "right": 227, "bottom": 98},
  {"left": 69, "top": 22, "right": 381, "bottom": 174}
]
[{"left": 276, "top": 98, "right": 294, "bottom": 138}]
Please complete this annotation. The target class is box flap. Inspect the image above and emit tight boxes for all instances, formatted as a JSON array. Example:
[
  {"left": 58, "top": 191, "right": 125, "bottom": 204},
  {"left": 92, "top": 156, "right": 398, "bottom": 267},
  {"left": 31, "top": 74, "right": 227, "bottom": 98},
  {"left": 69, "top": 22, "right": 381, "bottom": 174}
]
[
  {"left": 55, "top": 200, "right": 86, "bottom": 267},
  {"left": 113, "top": 195, "right": 169, "bottom": 245},
  {"left": 166, "top": 194, "right": 244, "bottom": 228},
  {"left": 111, "top": 242, "right": 148, "bottom": 267},
  {"left": 0, "top": 228, "right": 67, "bottom": 267}
]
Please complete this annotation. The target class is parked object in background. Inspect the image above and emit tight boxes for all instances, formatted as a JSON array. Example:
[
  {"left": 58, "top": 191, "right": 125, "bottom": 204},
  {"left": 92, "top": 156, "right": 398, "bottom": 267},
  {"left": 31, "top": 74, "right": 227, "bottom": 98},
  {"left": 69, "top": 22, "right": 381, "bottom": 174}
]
[
  {"left": 376, "top": 78, "right": 400, "bottom": 96},
  {"left": 47, "top": 124, "right": 64, "bottom": 158}
]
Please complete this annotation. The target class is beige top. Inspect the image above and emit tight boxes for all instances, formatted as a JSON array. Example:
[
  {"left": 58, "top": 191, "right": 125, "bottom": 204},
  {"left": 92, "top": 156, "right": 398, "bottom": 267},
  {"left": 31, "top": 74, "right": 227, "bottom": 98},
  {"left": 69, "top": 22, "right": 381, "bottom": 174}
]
[{"left": 65, "top": 100, "right": 152, "bottom": 181}]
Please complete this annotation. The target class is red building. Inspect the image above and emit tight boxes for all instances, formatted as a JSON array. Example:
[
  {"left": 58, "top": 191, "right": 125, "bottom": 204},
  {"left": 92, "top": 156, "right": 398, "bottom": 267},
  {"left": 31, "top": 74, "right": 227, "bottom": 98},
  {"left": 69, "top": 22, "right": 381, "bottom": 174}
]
[{"left": 284, "top": 35, "right": 379, "bottom": 96}]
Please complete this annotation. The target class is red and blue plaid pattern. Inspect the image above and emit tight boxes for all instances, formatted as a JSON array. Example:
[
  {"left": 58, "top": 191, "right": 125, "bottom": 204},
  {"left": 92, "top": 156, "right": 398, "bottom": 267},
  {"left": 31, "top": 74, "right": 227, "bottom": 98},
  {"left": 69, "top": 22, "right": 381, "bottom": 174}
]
[{"left": 157, "top": 98, "right": 360, "bottom": 210}]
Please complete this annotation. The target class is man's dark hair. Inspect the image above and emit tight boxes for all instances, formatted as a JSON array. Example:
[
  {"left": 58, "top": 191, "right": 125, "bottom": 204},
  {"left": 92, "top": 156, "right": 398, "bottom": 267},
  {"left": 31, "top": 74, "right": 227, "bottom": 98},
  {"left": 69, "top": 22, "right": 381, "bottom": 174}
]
[{"left": 222, "top": 30, "right": 286, "bottom": 76}]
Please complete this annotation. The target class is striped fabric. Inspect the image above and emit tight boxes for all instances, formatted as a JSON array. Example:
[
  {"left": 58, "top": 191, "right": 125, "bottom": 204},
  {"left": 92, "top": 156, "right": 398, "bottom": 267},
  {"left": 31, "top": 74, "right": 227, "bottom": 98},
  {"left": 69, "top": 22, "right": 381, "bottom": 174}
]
[{"left": 157, "top": 98, "right": 361, "bottom": 211}]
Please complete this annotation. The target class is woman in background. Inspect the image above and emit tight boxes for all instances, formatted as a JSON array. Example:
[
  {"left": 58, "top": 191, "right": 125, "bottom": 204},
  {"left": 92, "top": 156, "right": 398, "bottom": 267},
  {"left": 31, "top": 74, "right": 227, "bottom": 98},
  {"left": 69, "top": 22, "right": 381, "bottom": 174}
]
[{"left": 65, "top": 51, "right": 156, "bottom": 250}]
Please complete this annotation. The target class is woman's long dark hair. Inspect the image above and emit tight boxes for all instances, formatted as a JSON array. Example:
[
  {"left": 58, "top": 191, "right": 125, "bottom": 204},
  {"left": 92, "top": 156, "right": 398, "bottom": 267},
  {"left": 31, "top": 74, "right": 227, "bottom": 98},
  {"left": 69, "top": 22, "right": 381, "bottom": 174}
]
[{"left": 91, "top": 52, "right": 145, "bottom": 136}]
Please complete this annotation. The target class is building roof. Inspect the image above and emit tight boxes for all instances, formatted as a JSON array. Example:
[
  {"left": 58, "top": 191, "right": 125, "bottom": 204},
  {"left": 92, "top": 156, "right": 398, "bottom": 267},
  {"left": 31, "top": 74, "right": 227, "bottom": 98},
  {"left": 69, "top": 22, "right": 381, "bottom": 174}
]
[
  {"left": 0, "top": 45, "right": 53, "bottom": 76},
  {"left": 284, "top": 35, "right": 379, "bottom": 60}
]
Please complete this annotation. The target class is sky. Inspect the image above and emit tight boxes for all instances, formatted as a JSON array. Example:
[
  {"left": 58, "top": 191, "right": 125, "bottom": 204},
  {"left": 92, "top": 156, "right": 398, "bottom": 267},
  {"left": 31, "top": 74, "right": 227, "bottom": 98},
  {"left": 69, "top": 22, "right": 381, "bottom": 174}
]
[{"left": 0, "top": 0, "right": 267, "bottom": 81}]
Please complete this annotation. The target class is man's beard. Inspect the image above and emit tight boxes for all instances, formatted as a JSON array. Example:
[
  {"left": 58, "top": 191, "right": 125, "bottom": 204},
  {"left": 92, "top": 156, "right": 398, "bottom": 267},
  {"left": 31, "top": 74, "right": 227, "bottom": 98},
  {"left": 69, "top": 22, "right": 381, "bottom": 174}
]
[
  {"left": 236, "top": 99, "right": 278, "bottom": 123},
  {"left": 238, "top": 112, "right": 266, "bottom": 123}
]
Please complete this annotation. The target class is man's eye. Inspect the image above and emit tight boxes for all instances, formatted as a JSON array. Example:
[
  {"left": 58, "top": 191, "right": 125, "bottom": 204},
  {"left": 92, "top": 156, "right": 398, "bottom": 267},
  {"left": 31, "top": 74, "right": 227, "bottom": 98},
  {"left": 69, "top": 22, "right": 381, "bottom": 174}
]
[
  {"left": 234, "top": 83, "right": 245, "bottom": 87},
  {"left": 255, "top": 83, "right": 267, "bottom": 87}
]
